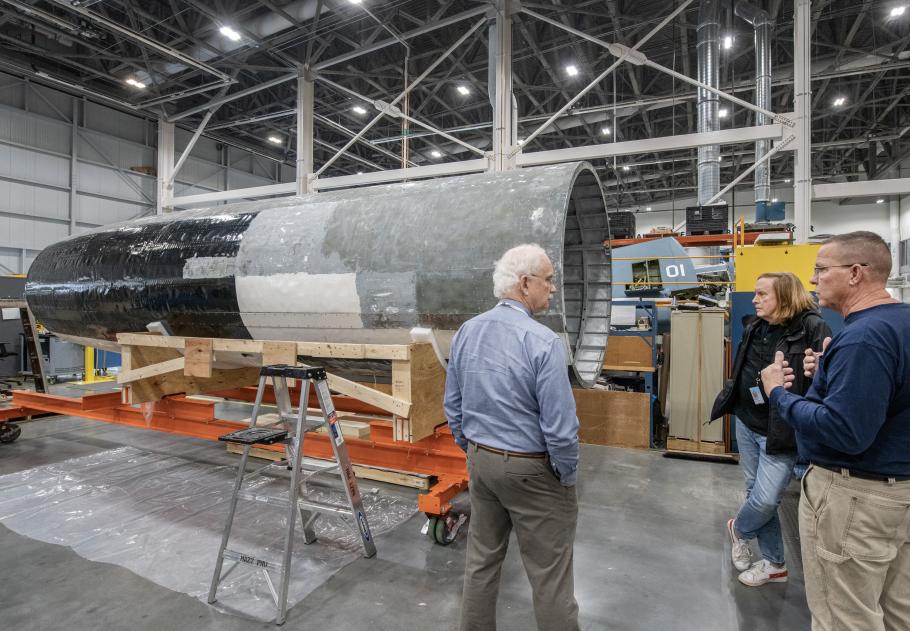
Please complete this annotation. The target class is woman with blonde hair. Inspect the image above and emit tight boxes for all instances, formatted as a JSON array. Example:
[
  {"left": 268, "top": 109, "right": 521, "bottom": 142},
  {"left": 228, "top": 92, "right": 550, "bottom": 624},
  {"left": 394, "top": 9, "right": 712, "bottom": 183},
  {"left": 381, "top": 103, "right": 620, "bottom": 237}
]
[{"left": 711, "top": 272, "right": 831, "bottom": 587}]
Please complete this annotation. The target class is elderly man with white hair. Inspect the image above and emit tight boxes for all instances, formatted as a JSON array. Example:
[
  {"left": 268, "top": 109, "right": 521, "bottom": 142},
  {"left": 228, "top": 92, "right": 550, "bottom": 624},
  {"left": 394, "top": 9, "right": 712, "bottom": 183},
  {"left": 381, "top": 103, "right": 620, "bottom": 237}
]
[{"left": 444, "top": 243, "right": 580, "bottom": 631}]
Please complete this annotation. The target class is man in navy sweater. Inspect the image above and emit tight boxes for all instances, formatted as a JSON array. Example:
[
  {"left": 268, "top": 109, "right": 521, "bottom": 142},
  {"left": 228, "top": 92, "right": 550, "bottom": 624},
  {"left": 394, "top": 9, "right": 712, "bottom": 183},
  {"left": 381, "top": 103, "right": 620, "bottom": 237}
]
[{"left": 760, "top": 231, "right": 910, "bottom": 631}]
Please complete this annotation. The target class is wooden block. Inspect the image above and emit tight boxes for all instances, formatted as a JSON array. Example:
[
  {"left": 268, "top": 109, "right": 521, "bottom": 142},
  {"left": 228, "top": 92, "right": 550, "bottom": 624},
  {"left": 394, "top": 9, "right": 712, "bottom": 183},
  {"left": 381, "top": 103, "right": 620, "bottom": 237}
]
[
  {"left": 316, "top": 419, "right": 371, "bottom": 440},
  {"left": 573, "top": 388, "right": 650, "bottom": 449},
  {"left": 666, "top": 437, "right": 727, "bottom": 454},
  {"left": 326, "top": 373, "right": 411, "bottom": 417},
  {"left": 262, "top": 341, "right": 297, "bottom": 366},
  {"left": 602, "top": 336, "right": 653, "bottom": 370},
  {"left": 227, "top": 444, "right": 432, "bottom": 489},
  {"left": 403, "top": 343, "right": 446, "bottom": 442},
  {"left": 117, "top": 357, "right": 186, "bottom": 384},
  {"left": 184, "top": 338, "right": 213, "bottom": 378}
]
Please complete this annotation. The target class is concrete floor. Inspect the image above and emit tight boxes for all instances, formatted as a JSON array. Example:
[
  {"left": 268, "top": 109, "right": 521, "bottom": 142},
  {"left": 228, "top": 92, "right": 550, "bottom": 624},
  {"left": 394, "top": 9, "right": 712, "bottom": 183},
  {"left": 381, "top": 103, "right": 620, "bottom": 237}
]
[{"left": 0, "top": 414, "right": 811, "bottom": 630}]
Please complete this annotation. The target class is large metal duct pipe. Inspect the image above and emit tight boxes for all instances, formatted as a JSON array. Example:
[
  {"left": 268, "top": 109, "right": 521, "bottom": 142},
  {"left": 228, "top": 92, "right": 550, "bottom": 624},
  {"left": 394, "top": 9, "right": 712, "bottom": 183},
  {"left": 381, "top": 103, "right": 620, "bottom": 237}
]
[
  {"left": 735, "top": 1, "right": 774, "bottom": 208},
  {"left": 25, "top": 163, "right": 612, "bottom": 387},
  {"left": 697, "top": 0, "right": 722, "bottom": 206}
]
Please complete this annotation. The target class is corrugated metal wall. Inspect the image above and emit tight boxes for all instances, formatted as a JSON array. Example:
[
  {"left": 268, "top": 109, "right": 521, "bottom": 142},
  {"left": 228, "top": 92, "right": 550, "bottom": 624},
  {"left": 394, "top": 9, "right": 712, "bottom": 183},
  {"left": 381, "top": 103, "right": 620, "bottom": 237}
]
[{"left": 0, "top": 71, "right": 294, "bottom": 275}]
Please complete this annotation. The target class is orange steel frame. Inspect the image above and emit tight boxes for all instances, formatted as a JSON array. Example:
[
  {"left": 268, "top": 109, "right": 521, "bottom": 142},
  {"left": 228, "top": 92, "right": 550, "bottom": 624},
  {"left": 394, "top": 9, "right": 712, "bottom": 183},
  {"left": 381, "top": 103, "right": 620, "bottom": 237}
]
[{"left": 10, "top": 387, "right": 468, "bottom": 516}]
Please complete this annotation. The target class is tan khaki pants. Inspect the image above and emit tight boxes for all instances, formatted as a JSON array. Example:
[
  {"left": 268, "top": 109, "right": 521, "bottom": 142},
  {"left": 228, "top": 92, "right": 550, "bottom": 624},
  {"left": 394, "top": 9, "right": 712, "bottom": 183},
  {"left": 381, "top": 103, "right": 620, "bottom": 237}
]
[
  {"left": 458, "top": 443, "right": 579, "bottom": 631},
  {"left": 800, "top": 464, "right": 910, "bottom": 631}
]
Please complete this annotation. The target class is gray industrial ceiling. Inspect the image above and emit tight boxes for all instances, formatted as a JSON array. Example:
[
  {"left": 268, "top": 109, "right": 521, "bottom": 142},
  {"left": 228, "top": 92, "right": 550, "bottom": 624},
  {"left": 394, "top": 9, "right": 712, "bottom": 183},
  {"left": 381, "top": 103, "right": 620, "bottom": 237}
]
[{"left": 1, "top": 0, "right": 908, "bottom": 209}]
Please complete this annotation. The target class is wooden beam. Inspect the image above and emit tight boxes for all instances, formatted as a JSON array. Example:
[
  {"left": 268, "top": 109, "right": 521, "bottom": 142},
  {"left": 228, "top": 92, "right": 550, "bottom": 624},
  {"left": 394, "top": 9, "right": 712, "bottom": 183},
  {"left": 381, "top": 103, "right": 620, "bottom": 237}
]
[
  {"left": 184, "top": 338, "right": 213, "bottom": 378},
  {"left": 326, "top": 373, "right": 411, "bottom": 418},
  {"left": 118, "top": 357, "right": 186, "bottom": 384}
]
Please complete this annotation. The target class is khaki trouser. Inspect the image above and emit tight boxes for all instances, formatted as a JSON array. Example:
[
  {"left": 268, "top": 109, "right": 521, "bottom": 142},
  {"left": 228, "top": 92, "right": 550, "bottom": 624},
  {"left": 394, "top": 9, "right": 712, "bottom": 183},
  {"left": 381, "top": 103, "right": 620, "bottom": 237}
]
[
  {"left": 459, "top": 443, "right": 580, "bottom": 631},
  {"left": 800, "top": 464, "right": 910, "bottom": 631}
]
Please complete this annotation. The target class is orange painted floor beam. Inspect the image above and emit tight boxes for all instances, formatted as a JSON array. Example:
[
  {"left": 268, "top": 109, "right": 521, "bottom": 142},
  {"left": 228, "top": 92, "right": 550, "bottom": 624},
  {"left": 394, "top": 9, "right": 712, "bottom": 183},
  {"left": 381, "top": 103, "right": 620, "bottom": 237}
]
[{"left": 10, "top": 389, "right": 469, "bottom": 516}]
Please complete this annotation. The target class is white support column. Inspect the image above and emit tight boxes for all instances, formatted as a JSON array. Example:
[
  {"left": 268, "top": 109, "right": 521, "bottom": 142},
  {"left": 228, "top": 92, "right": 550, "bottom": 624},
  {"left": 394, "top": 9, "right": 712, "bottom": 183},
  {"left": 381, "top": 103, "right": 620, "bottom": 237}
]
[
  {"left": 68, "top": 98, "right": 78, "bottom": 235},
  {"left": 491, "top": 0, "right": 515, "bottom": 171},
  {"left": 793, "top": 0, "right": 812, "bottom": 243},
  {"left": 297, "top": 69, "right": 315, "bottom": 195},
  {"left": 156, "top": 120, "right": 175, "bottom": 214}
]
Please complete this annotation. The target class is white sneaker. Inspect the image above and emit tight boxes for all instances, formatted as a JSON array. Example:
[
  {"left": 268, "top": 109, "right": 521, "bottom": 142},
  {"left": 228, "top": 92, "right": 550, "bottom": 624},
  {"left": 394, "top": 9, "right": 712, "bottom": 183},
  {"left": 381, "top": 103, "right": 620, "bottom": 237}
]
[
  {"left": 738, "top": 559, "right": 789, "bottom": 587},
  {"left": 727, "top": 518, "right": 752, "bottom": 571}
]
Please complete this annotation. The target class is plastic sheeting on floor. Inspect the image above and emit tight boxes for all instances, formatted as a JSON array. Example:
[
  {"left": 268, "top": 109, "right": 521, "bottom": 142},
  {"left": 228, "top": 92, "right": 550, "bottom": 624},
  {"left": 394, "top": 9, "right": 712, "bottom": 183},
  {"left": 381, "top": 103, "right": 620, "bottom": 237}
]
[{"left": 0, "top": 446, "right": 417, "bottom": 622}]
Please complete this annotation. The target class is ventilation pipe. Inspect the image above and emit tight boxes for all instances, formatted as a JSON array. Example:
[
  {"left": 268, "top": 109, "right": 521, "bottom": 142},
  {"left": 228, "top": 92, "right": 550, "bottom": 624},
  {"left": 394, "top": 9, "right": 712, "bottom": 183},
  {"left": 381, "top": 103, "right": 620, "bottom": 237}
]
[
  {"left": 696, "top": 0, "right": 721, "bottom": 206},
  {"left": 735, "top": 1, "right": 774, "bottom": 218}
]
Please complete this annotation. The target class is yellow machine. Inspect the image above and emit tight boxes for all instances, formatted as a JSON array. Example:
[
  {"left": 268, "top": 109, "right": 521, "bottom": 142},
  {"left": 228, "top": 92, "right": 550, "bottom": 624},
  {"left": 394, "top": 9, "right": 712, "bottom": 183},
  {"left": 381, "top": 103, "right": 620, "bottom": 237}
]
[{"left": 734, "top": 242, "right": 821, "bottom": 291}]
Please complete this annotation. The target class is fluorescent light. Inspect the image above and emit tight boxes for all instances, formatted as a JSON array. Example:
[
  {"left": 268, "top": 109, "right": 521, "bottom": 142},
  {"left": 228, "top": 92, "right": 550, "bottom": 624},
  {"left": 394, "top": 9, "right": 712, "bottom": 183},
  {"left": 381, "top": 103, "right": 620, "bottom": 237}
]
[
  {"left": 517, "top": 138, "right": 525, "bottom": 146},
  {"left": 877, "top": 198, "right": 886, "bottom": 203},
  {"left": 565, "top": 64, "right": 579, "bottom": 77},
  {"left": 719, "top": 108, "right": 729, "bottom": 118},
  {"left": 348, "top": 0, "right": 363, "bottom": 4},
  {"left": 645, "top": 206, "right": 652, "bottom": 211},
  {"left": 833, "top": 96, "right": 846, "bottom": 107},
  {"left": 357, "top": 171, "right": 364, "bottom": 175},
  {"left": 430, "top": 150, "right": 442, "bottom": 158},
  {"left": 352, "top": 105, "right": 367, "bottom": 115},
  {"left": 771, "top": 198, "right": 779, "bottom": 203},
  {"left": 456, "top": 85, "right": 470, "bottom": 96},
  {"left": 125, "top": 78, "right": 146, "bottom": 89},
  {"left": 622, "top": 165, "right": 630, "bottom": 172},
  {"left": 219, "top": 26, "right": 241, "bottom": 41},
  {"left": 891, "top": 6, "right": 906, "bottom": 17},
  {"left": 601, "top": 126, "right": 611, "bottom": 135},
  {"left": 784, "top": 178, "right": 792, "bottom": 183},
  {"left": 723, "top": 35, "right": 733, "bottom": 50},
  {"left": 267, "top": 135, "right": 282, "bottom": 144}
]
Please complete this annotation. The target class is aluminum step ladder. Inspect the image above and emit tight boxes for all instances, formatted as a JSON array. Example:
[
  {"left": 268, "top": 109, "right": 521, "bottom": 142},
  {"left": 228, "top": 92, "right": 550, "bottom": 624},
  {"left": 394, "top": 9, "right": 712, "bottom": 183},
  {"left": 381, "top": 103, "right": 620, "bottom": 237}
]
[{"left": 208, "top": 364, "right": 376, "bottom": 625}]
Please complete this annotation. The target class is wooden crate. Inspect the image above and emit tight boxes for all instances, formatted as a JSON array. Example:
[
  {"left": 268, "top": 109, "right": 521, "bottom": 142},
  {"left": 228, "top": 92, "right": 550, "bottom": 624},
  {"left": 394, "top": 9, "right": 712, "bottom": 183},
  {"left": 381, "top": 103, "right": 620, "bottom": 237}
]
[
  {"left": 602, "top": 335, "right": 654, "bottom": 372},
  {"left": 116, "top": 333, "right": 445, "bottom": 443},
  {"left": 573, "top": 388, "right": 650, "bottom": 449}
]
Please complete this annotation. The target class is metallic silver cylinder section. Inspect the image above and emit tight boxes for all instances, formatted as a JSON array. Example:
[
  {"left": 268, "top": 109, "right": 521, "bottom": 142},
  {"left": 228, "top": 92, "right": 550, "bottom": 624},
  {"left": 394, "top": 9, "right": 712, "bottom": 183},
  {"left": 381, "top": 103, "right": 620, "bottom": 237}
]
[
  {"left": 736, "top": 1, "right": 774, "bottom": 203},
  {"left": 25, "top": 162, "right": 612, "bottom": 387},
  {"left": 697, "top": 0, "right": 721, "bottom": 206}
]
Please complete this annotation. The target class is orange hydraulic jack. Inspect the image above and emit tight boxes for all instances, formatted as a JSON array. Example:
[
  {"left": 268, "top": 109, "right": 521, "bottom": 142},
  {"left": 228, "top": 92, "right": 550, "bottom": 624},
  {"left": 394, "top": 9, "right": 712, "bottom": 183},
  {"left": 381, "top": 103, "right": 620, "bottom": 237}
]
[{"left": 11, "top": 388, "right": 469, "bottom": 519}]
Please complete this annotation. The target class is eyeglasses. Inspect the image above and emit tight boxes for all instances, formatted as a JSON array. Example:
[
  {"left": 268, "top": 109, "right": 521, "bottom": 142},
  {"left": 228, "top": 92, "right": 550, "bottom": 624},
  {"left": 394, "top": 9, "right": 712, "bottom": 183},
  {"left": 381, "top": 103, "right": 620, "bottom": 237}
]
[
  {"left": 812, "top": 263, "right": 868, "bottom": 276},
  {"left": 524, "top": 274, "right": 556, "bottom": 287}
]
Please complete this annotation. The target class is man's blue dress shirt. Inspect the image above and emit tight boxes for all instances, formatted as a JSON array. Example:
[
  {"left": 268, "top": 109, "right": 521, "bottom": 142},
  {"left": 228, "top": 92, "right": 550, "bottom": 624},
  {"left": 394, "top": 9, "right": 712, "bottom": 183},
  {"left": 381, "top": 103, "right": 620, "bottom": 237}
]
[{"left": 444, "top": 299, "right": 579, "bottom": 486}]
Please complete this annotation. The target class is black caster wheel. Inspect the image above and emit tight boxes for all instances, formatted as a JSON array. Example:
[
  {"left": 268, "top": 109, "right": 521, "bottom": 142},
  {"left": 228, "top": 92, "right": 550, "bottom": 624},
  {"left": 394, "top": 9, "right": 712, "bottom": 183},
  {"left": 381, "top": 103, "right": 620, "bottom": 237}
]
[
  {"left": 428, "top": 512, "right": 468, "bottom": 546},
  {"left": 0, "top": 423, "right": 21, "bottom": 444}
]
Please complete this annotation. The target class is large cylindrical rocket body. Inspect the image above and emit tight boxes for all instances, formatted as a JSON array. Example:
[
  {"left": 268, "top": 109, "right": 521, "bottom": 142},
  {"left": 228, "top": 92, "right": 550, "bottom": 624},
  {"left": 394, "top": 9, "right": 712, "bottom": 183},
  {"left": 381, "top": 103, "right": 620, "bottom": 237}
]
[{"left": 26, "top": 162, "right": 612, "bottom": 386}]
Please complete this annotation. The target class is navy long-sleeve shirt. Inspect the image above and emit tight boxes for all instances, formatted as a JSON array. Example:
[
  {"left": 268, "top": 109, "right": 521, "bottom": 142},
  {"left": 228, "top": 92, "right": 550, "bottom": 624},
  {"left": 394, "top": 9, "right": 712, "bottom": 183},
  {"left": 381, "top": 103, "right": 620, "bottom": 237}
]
[
  {"left": 444, "top": 299, "right": 579, "bottom": 486},
  {"left": 770, "top": 303, "right": 910, "bottom": 476}
]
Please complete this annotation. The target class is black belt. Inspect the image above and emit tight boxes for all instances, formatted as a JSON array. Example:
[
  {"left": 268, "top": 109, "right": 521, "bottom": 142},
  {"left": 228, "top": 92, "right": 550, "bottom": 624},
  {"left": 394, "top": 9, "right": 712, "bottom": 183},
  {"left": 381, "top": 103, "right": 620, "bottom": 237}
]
[
  {"left": 815, "top": 464, "right": 910, "bottom": 482},
  {"left": 472, "top": 442, "right": 546, "bottom": 459}
]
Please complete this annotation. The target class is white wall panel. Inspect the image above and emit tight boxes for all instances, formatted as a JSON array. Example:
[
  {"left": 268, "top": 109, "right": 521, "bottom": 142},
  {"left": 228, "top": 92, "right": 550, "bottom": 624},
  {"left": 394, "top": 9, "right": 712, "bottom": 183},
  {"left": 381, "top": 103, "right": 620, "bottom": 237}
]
[
  {"left": 77, "top": 162, "right": 153, "bottom": 203},
  {"left": 229, "top": 169, "right": 274, "bottom": 189},
  {"left": 0, "top": 105, "right": 71, "bottom": 155},
  {"left": 78, "top": 129, "right": 155, "bottom": 172},
  {"left": 84, "top": 101, "right": 147, "bottom": 144},
  {"left": 76, "top": 194, "right": 148, "bottom": 225},
  {"left": 0, "top": 249, "right": 21, "bottom": 274},
  {"left": 0, "top": 145, "right": 69, "bottom": 188},
  {"left": 0, "top": 75, "right": 25, "bottom": 110},
  {"left": 0, "top": 215, "right": 68, "bottom": 250},
  {"left": 0, "top": 179, "right": 69, "bottom": 221},
  {"left": 179, "top": 157, "right": 224, "bottom": 191}
]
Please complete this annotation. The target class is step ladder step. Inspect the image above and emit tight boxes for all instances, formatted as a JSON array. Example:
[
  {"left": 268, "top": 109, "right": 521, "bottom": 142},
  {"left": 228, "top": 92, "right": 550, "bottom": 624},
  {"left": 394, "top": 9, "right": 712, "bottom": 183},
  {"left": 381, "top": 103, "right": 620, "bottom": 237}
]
[
  {"left": 223, "top": 548, "right": 282, "bottom": 571},
  {"left": 219, "top": 427, "right": 288, "bottom": 445}
]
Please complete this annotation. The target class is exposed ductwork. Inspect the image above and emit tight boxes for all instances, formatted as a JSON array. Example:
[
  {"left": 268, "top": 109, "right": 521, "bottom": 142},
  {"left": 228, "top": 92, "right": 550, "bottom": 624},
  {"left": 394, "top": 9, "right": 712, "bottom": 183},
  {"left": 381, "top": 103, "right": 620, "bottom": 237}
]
[
  {"left": 696, "top": 0, "right": 721, "bottom": 206},
  {"left": 735, "top": 1, "right": 774, "bottom": 207}
]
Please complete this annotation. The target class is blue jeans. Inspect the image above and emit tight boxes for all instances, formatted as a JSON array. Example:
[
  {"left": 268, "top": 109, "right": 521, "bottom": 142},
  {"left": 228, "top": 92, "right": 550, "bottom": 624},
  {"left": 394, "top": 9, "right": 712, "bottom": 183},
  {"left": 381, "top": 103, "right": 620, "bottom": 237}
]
[{"left": 734, "top": 418, "right": 798, "bottom": 565}]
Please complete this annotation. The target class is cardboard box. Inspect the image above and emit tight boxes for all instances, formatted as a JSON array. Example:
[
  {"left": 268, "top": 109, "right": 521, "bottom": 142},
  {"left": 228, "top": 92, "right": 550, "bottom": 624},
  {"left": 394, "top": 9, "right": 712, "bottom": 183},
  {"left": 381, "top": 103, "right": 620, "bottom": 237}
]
[{"left": 573, "top": 388, "right": 650, "bottom": 449}]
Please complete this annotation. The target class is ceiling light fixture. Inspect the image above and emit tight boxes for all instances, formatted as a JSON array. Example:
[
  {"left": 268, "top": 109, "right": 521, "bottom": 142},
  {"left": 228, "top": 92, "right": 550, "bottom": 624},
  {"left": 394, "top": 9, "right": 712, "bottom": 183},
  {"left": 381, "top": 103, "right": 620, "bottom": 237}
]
[
  {"left": 601, "top": 126, "right": 611, "bottom": 135},
  {"left": 348, "top": 0, "right": 363, "bottom": 4},
  {"left": 719, "top": 108, "right": 729, "bottom": 118},
  {"left": 517, "top": 139, "right": 525, "bottom": 146},
  {"left": 267, "top": 135, "right": 282, "bottom": 144},
  {"left": 125, "top": 78, "right": 146, "bottom": 89},
  {"left": 219, "top": 26, "right": 241, "bottom": 41},
  {"left": 352, "top": 105, "right": 367, "bottom": 115},
  {"left": 622, "top": 165, "right": 630, "bottom": 172},
  {"left": 431, "top": 150, "right": 442, "bottom": 158},
  {"left": 565, "top": 64, "right": 579, "bottom": 77},
  {"left": 723, "top": 35, "right": 733, "bottom": 50},
  {"left": 645, "top": 206, "right": 652, "bottom": 211},
  {"left": 891, "top": 6, "right": 906, "bottom": 17},
  {"left": 877, "top": 198, "right": 886, "bottom": 203},
  {"left": 771, "top": 198, "right": 779, "bottom": 203},
  {"left": 833, "top": 96, "right": 846, "bottom": 107},
  {"left": 784, "top": 178, "right": 792, "bottom": 183},
  {"left": 456, "top": 85, "right": 470, "bottom": 96}
]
